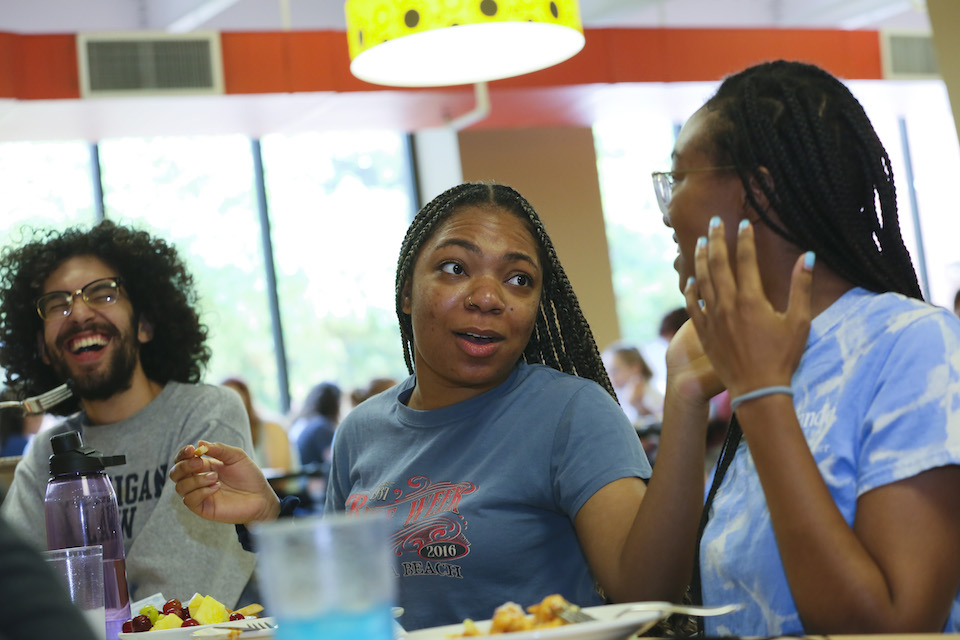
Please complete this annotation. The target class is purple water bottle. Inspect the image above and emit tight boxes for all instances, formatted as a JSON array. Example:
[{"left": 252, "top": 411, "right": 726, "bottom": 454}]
[{"left": 45, "top": 431, "right": 131, "bottom": 640}]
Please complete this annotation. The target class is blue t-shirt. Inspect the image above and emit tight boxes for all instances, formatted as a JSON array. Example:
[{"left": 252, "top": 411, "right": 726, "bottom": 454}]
[
  {"left": 0, "top": 433, "right": 29, "bottom": 457},
  {"left": 295, "top": 415, "right": 336, "bottom": 466},
  {"left": 701, "top": 288, "right": 960, "bottom": 635},
  {"left": 325, "top": 362, "right": 650, "bottom": 631}
]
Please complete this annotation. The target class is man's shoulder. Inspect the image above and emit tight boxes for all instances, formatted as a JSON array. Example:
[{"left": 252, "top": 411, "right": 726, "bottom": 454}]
[
  {"left": 161, "top": 381, "right": 239, "bottom": 407},
  {"left": 163, "top": 380, "right": 225, "bottom": 398},
  {"left": 150, "top": 381, "right": 247, "bottom": 426}
]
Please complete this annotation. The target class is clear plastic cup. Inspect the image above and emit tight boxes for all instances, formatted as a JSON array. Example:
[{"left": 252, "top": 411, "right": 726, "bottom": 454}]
[
  {"left": 252, "top": 512, "right": 396, "bottom": 640},
  {"left": 41, "top": 544, "right": 107, "bottom": 640}
]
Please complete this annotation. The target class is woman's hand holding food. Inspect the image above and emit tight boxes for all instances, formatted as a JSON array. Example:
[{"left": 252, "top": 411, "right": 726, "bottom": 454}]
[
  {"left": 169, "top": 440, "right": 281, "bottom": 525},
  {"left": 685, "top": 217, "right": 813, "bottom": 399}
]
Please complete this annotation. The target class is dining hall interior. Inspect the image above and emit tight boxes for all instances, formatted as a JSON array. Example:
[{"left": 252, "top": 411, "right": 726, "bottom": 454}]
[
  {"left": 1, "top": 0, "right": 959, "bottom": 416},
  {"left": 2, "top": 4, "right": 960, "bottom": 638}
]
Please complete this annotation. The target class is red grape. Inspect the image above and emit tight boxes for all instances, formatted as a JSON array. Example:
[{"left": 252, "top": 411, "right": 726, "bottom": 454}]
[
  {"left": 182, "top": 618, "right": 200, "bottom": 627},
  {"left": 229, "top": 612, "right": 245, "bottom": 621},
  {"left": 162, "top": 598, "right": 183, "bottom": 616},
  {"left": 131, "top": 614, "right": 152, "bottom": 632},
  {"left": 121, "top": 620, "right": 133, "bottom": 633}
]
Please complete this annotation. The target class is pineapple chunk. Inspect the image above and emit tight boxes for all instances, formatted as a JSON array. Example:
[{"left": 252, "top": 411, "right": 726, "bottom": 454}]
[
  {"left": 191, "top": 595, "right": 230, "bottom": 625},
  {"left": 151, "top": 613, "right": 184, "bottom": 630}
]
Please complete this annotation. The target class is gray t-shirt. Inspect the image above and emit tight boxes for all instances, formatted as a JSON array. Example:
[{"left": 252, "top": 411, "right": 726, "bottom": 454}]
[{"left": 1, "top": 381, "right": 257, "bottom": 608}]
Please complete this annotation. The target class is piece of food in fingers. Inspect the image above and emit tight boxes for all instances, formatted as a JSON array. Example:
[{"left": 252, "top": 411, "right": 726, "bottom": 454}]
[{"left": 194, "top": 443, "right": 209, "bottom": 457}]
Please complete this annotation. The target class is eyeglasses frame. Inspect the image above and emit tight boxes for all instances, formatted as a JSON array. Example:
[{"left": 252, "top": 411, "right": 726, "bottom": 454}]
[
  {"left": 651, "top": 166, "right": 737, "bottom": 215},
  {"left": 36, "top": 276, "right": 124, "bottom": 321}
]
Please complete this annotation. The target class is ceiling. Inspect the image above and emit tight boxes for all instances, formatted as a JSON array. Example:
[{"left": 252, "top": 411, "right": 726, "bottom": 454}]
[{"left": 0, "top": 0, "right": 934, "bottom": 141}]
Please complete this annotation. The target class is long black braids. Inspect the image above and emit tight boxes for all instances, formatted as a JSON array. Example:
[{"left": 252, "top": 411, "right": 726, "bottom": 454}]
[
  {"left": 690, "top": 61, "right": 924, "bottom": 620},
  {"left": 703, "top": 60, "right": 923, "bottom": 300},
  {"left": 394, "top": 182, "right": 616, "bottom": 400}
]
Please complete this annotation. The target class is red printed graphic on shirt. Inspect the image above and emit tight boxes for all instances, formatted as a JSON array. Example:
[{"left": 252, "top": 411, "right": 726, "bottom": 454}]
[{"left": 346, "top": 476, "right": 475, "bottom": 566}]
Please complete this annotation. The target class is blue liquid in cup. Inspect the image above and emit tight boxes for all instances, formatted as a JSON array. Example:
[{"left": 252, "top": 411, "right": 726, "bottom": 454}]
[{"left": 278, "top": 606, "right": 393, "bottom": 640}]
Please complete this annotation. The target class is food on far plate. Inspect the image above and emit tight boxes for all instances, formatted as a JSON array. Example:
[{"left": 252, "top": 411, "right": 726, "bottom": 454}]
[
  {"left": 459, "top": 594, "right": 573, "bottom": 636},
  {"left": 120, "top": 594, "right": 262, "bottom": 633},
  {"left": 194, "top": 443, "right": 209, "bottom": 457}
]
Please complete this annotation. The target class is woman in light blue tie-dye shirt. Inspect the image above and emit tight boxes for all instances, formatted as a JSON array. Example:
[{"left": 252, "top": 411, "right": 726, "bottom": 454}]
[{"left": 655, "top": 60, "right": 960, "bottom": 635}]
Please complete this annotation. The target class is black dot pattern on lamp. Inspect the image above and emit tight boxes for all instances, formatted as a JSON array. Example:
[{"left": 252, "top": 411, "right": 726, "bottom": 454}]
[
  {"left": 405, "top": 10, "right": 420, "bottom": 28},
  {"left": 480, "top": 0, "right": 498, "bottom": 17}
]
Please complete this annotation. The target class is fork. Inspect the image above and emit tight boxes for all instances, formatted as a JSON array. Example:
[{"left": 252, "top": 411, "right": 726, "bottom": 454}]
[
  {"left": 0, "top": 382, "right": 73, "bottom": 414},
  {"left": 215, "top": 619, "right": 277, "bottom": 631},
  {"left": 556, "top": 603, "right": 596, "bottom": 624},
  {"left": 557, "top": 601, "right": 743, "bottom": 624},
  {"left": 615, "top": 602, "right": 744, "bottom": 618},
  {"left": 239, "top": 620, "right": 276, "bottom": 630}
]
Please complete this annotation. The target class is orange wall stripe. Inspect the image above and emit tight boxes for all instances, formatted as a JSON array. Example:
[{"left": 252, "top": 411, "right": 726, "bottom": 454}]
[
  {"left": 0, "top": 33, "right": 79, "bottom": 99},
  {"left": 0, "top": 33, "right": 15, "bottom": 96},
  {"left": 0, "top": 27, "right": 882, "bottom": 101}
]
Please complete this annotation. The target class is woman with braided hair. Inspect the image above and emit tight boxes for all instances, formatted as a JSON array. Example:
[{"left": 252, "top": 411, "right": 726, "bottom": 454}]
[
  {"left": 171, "top": 182, "right": 707, "bottom": 630},
  {"left": 659, "top": 60, "right": 960, "bottom": 634}
]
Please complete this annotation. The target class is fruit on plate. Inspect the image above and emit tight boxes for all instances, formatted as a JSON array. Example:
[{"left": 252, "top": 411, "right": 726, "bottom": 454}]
[
  {"left": 129, "top": 615, "right": 152, "bottom": 633},
  {"left": 140, "top": 605, "right": 159, "bottom": 625},
  {"left": 189, "top": 594, "right": 230, "bottom": 625},
  {"left": 151, "top": 613, "right": 184, "bottom": 630},
  {"left": 120, "top": 594, "right": 259, "bottom": 632},
  {"left": 162, "top": 598, "right": 184, "bottom": 618}
]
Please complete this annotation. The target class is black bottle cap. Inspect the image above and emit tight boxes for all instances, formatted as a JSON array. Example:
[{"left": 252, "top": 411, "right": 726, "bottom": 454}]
[{"left": 48, "top": 431, "right": 126, "bottom": 477}]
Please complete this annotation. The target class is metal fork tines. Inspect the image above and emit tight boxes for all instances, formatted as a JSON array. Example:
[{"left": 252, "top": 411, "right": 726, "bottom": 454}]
[
  {"left": 0, "top": 382, "right": 73, "bottom": 414},
  {"left": 556, "top": 604, "right": 596, "bottom": 624},
  {"left": 215, "top": 619, "right": 277, "bottom": 631}
]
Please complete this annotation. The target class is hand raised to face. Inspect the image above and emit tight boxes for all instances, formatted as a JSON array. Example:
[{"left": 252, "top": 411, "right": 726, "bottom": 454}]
[{"left": 684, "top": 217, "right": 814, "bottom": 400}]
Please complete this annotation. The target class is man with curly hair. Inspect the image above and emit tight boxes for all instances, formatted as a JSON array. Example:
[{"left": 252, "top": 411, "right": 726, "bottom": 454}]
[{"left": 0, "top": 220, "right": 256, "bottom": 609}]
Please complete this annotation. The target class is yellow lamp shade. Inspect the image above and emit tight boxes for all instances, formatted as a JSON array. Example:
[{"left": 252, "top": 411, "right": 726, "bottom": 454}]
[{"left": 344, "top": 0, "right": 585, "bottom": 87}]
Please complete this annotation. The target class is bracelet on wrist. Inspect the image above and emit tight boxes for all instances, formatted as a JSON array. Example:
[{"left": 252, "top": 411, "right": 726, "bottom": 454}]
[{"left": 729, "top": 385, "right": 793, "bottom": 412}]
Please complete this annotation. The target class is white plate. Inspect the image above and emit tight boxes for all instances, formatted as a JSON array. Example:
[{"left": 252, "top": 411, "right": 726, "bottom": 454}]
[
  {"left": 403, "top": 603, "right": 667, "bottom": 640},
  {"left": 117, "top": 616, "right": 275, "bottom": 639}
]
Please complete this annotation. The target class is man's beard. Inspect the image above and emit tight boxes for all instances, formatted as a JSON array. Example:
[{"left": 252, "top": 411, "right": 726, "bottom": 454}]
[{"left": 48, "top": 328, "right": 140, "bottom": 402}]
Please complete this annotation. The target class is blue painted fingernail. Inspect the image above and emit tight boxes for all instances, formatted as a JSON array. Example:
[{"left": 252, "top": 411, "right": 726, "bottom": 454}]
[
  {"left": 739, "top": 219, "right": 749, "bottom": 232},
  {"left": 709, "top": 216, "right": 721, "bottom": 229},
  {"left": 697, "top": 236, "right": 707, "bottom": 249},
  {"left": 804, "top": 251, "right": 816, "bottom": 270},
  {"left": 686, "top": 276, "right": 695, "bottom": 290}
]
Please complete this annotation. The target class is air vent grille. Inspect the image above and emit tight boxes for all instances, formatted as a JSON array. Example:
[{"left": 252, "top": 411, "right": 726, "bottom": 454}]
[
  {"left": 78, "top": 32, "right": 224, "bottom": 97},
  {"left": 881, "top": 31, "right": 939, "bottom": 79}
]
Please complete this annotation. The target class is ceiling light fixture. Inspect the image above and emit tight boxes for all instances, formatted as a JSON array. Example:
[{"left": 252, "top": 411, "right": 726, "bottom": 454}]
[{"left": 344, "top": 0, "right": 585, "bottom": 87}]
